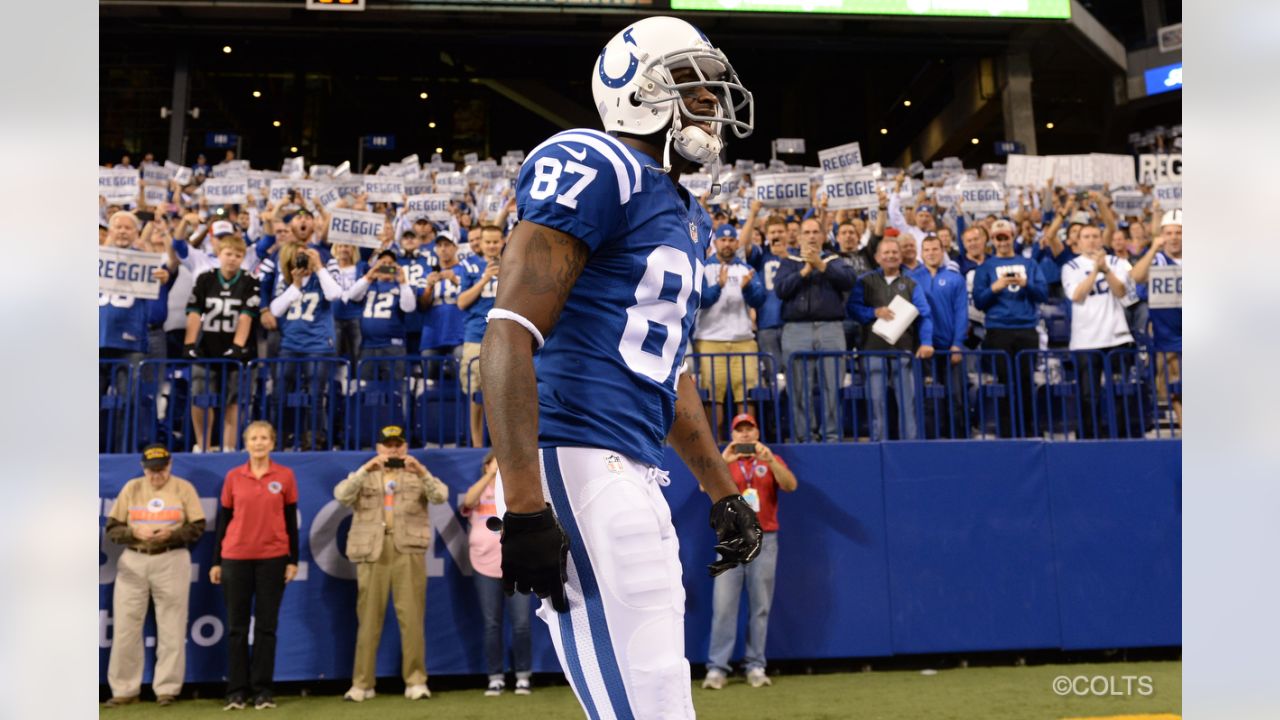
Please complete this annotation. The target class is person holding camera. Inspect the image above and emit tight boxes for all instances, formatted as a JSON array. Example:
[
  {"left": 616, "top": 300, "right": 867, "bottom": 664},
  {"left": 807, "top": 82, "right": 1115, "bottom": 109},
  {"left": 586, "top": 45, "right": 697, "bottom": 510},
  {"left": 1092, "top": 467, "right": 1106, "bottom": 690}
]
[
  {"left": 703, "top": 413, "right": 797, "bottom": 690},
  {"left": 334, "top": 425, "right": 449, "bottom": 703},
  {"left": 183, "top": 228, "right": 260, "bottom": 452},
  {"left": 342, "top": 249, "right": 417, "bottom": 381}
]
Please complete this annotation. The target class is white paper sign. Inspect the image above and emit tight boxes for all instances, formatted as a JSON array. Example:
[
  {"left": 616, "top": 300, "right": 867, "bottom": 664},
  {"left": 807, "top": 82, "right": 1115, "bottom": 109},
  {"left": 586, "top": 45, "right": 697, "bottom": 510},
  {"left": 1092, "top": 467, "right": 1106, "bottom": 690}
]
[
  {"left": 504, "top": 150, "right": 525, "bottom": 162},
  {"left": 212, "top": 160, "right": 249, "bottom": 178},
  {"left": 822, "top": 170, "right": 879, "bottom": 210},
  {"left": 679, "top": 173, "right": 714, "bottom": 198},
  {"left": 164, "top": 161, "right": 192, "bottom": 186},
  {"left": 957, "top": 181, "right": 1006, "bottom": 214},
  {"left": 907, "top": 161, "right": 925, "bottom": 177},
  {"left": 871, "top": 295, "right": 920, "bottom": 346},
  {"left": 326, "top": 209, "right": 386, "bottom": 249},
  {"left": 142, "top": 163, "right": 174, "bottom": 183},
  {"left": 1137, "top": 153, "right": 1183, "bottom": 184},
  {"left": 935, "top": 184, "right": 961, "bottom": 210},
  {"left": 403, "top": 178, "right": 433, "bottom": 197},
  {"left": 363, "top": 177, "right": 405, "bottom": 203},
  {"left": 143, "top": 184, "right": 169, "bottom": 208},
  {"left": 434, "top": 171, "right": 467, "bottom": 199},
  {"left": 99, "top": 247, "right": 166, "bottom": 299},
  {"left": 463, "top": 152, "right": 480, "bottom": 167},
  {"left": 400, "top": 154, "right": 420, "bottom": 170},
  {"left": 478, "top": 193, "right": 505, "bottom": 220},
  {"left": 309, "top": 165, "right": 335, "bottom": 179},
  {"left": 753, "top": 172, "right": 811, "bottom": 208},
  {"left": 202, "top": 177, "right": 248, "bottom": 206},
  {"left": 99, "top": 168, "right": 140, "bottom": 204},
  {"left": 282, "top": 157, "right": 306, "bottom": 179},
  {"left": 1154, "top": 183, "right": 1182, "bottom": 209},
  {"left": 315, "top": 184, "right": 342, "bottom": 210},
  {"left": 268, "top": 179, "right": 319, "bottom": 204},
  {"left": 405, "top": 193, "right": 452, "bottom": 219},
  {"left": 1147, "top": 265, "right": 1182, "bottom": 309},
  {"left": 1112, "top": 191, "right": 1147, "bottom": 217},
  {"left": 981, "top": 163, "right": 1006, "bottom": 182},
  {"left": 817, "top": 142, "right": 863, "bottom": 173}
]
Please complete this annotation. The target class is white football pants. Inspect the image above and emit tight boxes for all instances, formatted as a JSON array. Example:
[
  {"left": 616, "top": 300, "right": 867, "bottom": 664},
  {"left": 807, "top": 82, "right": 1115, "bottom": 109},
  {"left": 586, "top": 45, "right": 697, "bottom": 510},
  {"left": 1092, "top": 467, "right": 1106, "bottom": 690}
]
[{"left": 498, "top": 446, "right": 694, "bottom": 720}]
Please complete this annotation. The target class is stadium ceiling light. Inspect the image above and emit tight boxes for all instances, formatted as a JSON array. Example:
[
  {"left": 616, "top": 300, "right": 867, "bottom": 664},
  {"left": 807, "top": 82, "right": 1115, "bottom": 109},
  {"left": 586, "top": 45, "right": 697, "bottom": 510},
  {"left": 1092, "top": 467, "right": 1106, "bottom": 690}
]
[
  {"left": 903, "top": 100, "right": 912, "bottom": 107},
  {"left": 222, "top": 45, "right": 232, "bottom": 54},
  {"left": 971, "top": 137, "right": 979, "bottom": 145},
  {"left": 880, "top": 128, "right": 888, "bottom": 135},
  {"left": 435, "top": 147, "right": 444, "bottom": 154},
  {"left": 1046, "top": 122, "right": 1055, "bottom": 129},
  {"left": 428, "top": 121, "right": 437, "bottom": 129},
  {"left": 290, "top": 146, "right": 298, "bottom": 153},
  {"left": 420, "top": 92, "right": 429, "bottom": 100},
  {"left": 252, "top": 90, "right": 262, "bottom": 98},
  {"left": 272, "top": 120, "right": 281, "bottom": 127}
]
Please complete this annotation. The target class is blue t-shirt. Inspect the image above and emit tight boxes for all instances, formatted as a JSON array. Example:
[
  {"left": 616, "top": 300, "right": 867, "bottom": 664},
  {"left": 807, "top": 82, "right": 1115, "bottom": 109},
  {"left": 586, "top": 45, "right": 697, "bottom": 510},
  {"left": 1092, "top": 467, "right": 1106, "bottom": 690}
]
[
  {"left": 516, "top": 128, "right": 709, "bottom": 467},
  {"left": 420, "top": 268, "right": 465, "bottom": 351},
  {"left": 459, "top": 257, "right": 499, "bottom": 344},
  {"left": 276, "top": 274, "right": 336, "bottom": 355},
  {"left": 1148, "top": 252, "right": 1182, "bottom": 352}
]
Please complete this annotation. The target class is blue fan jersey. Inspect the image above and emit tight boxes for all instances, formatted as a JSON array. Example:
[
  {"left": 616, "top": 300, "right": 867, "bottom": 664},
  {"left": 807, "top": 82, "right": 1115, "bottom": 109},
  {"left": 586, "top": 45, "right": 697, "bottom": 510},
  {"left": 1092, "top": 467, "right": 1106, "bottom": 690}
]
[
  {"left": 355, "top": 262, "right": 413, "bottom": 350},
  {"left": 276, "top": 274, "right": 336, "bottom": 354},
  {"left": 459, "top": 257, "right": 499, "bottom": 343},
  {"left": 398, "top": 249, "right": 434, "bottom": 335},
  {"left": 420, "top": 270, "right": 465, "bottom": 352},
  {"left": 99, "top": 294, "right": 157, "bottom": 353},
  {"left": 747, "top": 246, "right": 785, "bottom": 331},
  {"left": 516, "top": 128, "right": 710, "bottom": 467}
]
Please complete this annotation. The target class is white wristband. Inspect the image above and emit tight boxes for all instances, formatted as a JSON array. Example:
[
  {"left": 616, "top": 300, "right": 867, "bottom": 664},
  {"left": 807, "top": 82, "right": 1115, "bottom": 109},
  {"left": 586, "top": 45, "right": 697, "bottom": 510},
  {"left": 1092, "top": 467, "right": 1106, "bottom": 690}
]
[{"left": 486, "top": 308, "right": 546, "bottom": 349}]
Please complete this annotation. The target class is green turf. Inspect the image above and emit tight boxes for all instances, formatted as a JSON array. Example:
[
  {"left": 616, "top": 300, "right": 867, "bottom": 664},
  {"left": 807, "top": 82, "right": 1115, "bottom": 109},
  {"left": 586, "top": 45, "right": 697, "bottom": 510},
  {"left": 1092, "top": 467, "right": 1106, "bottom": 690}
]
[{"left": 101, "top": 661, "right": 1181, "bottom": 719}]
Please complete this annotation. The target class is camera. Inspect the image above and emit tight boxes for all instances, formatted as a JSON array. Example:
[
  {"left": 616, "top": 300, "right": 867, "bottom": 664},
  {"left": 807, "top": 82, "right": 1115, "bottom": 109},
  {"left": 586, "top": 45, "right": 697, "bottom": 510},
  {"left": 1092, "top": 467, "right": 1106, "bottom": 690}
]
[
  {"left": 733, "top": 443, "right": 757, "bottom": 456},
  {"left": 292, "top": 254, "right": 311, "bottom": 271},
  {"left": 384, "top": 457, "right": 405, "bottom": 469}
]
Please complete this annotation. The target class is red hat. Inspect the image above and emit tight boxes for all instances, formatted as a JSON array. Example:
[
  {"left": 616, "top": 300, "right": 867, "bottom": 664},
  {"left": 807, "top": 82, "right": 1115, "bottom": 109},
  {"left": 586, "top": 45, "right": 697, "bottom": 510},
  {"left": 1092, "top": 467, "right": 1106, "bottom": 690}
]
[
  {"left": 731, "top": 413, "right": 757, "bottom": 429},
  {"left": 884, "top": 227, "right": 901, "bottom": 238}
]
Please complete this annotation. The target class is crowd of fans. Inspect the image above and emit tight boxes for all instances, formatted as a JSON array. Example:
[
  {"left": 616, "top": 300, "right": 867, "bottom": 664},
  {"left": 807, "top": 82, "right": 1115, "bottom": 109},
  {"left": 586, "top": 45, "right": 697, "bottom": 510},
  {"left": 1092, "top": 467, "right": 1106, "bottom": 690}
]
[{"left": 99, "top": 147, "right": 1183, "bottom": 449}]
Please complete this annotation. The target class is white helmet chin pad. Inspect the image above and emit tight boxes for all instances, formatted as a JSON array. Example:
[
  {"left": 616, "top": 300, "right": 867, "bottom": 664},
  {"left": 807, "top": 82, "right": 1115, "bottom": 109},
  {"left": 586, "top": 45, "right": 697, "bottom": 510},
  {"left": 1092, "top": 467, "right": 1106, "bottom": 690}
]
[{"left": 671, "top": 114, "right": 723, "bottom": 165}]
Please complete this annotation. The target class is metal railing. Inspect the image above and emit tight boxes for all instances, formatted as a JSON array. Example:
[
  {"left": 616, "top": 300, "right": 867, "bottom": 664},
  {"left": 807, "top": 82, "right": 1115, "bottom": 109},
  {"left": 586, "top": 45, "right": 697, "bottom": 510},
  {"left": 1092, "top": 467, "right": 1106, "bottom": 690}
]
[{"left": 683, "top": 352, "right": 784, "bottom": 444}]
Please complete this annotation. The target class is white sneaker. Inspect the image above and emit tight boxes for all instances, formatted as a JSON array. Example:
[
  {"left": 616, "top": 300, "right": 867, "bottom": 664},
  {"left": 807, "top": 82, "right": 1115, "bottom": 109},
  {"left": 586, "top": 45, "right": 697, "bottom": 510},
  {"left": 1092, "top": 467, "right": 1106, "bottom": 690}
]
[
  {"left": 514, "top": 678, "right": 531, "bottom": 696},
  {"left": 404, "top": 684, "right": 431, "bottom": 700},
  {"left": 484, "top": 679, "right": 505, "bottom": 697},
  {"left": 747, "top": 667, "right": 772, "bottom": 688},
  {"left": 343, "top": 687, "right": 374, "bottom": 702},
  {"left": 702, "top": 670, "right": 726, "bottom": 690}
]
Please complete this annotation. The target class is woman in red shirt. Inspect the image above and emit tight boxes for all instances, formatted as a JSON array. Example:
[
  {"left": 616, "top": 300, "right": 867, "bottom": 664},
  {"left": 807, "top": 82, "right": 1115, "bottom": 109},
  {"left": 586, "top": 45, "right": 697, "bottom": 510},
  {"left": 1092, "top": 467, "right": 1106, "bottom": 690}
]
[{"left": 209, "top": 421, "right": 299, "bottom": 710}]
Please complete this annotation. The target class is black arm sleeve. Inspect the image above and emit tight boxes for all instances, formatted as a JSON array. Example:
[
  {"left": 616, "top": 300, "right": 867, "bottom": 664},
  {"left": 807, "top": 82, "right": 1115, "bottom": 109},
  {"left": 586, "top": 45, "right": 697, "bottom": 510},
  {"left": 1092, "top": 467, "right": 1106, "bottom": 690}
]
[
  {"left": 171, "top": 518, "right": 207, "bottom": 548},
  {"left": 212, "top": 505, "right": 233, "bottom": 565},
  {"left": 284, "top": 502, "right": 299, "bottom": 564}
]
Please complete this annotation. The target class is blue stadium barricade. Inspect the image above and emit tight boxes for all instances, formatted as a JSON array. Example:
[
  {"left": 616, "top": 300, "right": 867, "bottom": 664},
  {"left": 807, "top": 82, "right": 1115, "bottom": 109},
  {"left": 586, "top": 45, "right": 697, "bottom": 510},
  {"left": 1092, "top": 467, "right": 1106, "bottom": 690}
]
[
  {"left": 98, "top": 360, "right": 135, "bottom": 454},
  {"left": 1018, "top": 350, "right": 1133, "bottom": 440},
  {"left": 411, "top": 356, "right": 468, "bottom": 448},
  {"left": 919, "top": 350, "right": 1015, "bottom": 440},
  {"left": 1151, "top": 349, "right": 1182, "bottom": 437},
  {"left": 786, "top": 350, "right": 925, "bottom": 443},
  {"left": 464, "top": 356, "right": 484, "bottom": 447},
  {"left": 349, "top": 355, "right": 469, "bottom": 450},
  {"left": 135, "top": 359, "right": 246, "bottom": 453},
  {"left": 684, "top": 352, "right": 784, "bottom": 444},
  {"left": 244, "top": 357, "right": 350, "bottom": 451},
  {"left": 1103, "top": 348, "right": 1161, "bottom": 439}
]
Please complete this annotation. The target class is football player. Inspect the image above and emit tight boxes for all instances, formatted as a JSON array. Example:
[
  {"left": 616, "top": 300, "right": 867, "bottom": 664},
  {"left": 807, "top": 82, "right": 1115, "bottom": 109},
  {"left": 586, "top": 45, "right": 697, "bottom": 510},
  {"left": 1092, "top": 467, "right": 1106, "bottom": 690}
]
[{"left": 480, "top": 17, "right": 763, "bottom": 719}]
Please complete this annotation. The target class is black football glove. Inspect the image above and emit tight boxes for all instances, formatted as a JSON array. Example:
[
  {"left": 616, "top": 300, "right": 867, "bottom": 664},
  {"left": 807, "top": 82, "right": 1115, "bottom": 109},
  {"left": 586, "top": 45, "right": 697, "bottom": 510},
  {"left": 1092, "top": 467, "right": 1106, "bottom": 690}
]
[
  {"left": 498, "top": 505, "right": 570, "bottom": 613},
  {"left": 182, "top": 344, "right": 199, "bottom": 361},
  {"left": 708, "top": 494, "right": 763, "bottom": 577},
  {"left": 221, "top": 344, "right": 248, "bottom": 361}
]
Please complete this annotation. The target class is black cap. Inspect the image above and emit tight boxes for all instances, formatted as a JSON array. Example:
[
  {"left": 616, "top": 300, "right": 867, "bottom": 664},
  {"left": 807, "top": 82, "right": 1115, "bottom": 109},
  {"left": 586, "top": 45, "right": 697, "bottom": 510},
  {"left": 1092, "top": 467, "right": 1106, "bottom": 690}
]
[
  {"left": 378, "top": 425, "right": 407, "bottom": 445},
  {"left": 141, "top": 444, "right": 172, "bottom": 470}
]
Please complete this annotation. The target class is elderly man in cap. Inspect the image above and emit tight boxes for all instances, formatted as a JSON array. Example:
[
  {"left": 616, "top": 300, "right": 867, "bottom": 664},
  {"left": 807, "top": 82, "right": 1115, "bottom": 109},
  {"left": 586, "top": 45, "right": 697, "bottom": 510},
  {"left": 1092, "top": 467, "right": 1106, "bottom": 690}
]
[
  {"left": 334, "top": 426, "right": 450, "bottom": 702},
  {"left": 703, "top": 413, "right": 797, "bottom": 690},
  {"left": 103, "top": 445, "right": 206, "bottom": 707}
]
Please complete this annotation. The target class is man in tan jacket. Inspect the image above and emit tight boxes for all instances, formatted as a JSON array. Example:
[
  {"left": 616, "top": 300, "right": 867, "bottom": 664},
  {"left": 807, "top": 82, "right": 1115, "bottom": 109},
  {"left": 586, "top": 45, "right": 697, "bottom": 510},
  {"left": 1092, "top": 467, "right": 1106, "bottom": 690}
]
[
  {"left": 103, "top": 445, "right": 206, "bottom": 708},
  {"left": 335, "top": 425, "right": 449, "bottom": 702}
]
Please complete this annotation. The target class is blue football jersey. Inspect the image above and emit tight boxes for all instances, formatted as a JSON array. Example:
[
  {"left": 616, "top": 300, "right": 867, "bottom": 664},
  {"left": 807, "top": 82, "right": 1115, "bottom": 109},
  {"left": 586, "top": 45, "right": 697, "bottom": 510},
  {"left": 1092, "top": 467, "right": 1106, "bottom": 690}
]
[
  {"left": 516, "top": 128, "right": 710, "bottom": 467},
  {"left": 98, "top": 294, "right": 152, "bottom": 353},
  {"left": 276, "top": 274, "right": 336, "bottom": 355},
  {"left": 354, "top": 265, "right": 412, "bottom": 350},
  {"left": 398, "top": 249, "right": 434, "bottom": 335},
  {"left": 755, "top": 249, "right": 785, "bottom": 331},
  {"left": 420, "top": 270, "right": 465, "bottom": 352},
  {"left": 459, "top": 257, "right": 499, "bottom": 343}
]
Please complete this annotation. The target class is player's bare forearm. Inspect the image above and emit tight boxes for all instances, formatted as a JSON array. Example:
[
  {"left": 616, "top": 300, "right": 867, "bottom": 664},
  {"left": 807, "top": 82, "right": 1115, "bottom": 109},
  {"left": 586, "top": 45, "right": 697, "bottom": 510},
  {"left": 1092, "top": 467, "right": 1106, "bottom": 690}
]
[
  {"left": 667, "top": 373, "right": 738, "bottom": 502},
  {"left": 480, "top": 323, "right": 543, "bottom": 513},
  {"left": 481, "top": 221, "right": 589, "bottom": 514}
]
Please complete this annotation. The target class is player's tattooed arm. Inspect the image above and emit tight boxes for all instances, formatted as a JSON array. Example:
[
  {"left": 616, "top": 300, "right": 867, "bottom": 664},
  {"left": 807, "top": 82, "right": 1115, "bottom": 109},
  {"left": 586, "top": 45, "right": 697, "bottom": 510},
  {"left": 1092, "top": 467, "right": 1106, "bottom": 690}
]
[
  {"left": 667, "top": 373, "right": 740, "bottom": 502},
  {"left": 481, "top": 221, "right": 589, "bottom": 514}
]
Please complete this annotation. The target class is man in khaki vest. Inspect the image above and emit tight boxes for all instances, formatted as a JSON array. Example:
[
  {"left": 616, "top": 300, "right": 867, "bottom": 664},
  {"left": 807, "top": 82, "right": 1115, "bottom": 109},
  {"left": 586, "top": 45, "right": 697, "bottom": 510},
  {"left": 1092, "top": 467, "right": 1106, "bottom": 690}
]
[
  {"left": 103, "top": 445, "right": 206, "bottom": 708},
  {"left": 335, "top": 425, "right": 449, "bottom": 702}
]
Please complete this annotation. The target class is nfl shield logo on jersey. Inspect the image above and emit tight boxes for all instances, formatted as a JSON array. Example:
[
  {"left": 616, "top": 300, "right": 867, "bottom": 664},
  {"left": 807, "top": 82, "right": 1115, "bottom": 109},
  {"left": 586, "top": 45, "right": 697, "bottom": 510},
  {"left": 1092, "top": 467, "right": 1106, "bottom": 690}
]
[
  {"left": 689, "top": 222, "right": 698, "bottom": 242},
  {"left": 605, "top": 454, "right": 625, "bottom": 474}
]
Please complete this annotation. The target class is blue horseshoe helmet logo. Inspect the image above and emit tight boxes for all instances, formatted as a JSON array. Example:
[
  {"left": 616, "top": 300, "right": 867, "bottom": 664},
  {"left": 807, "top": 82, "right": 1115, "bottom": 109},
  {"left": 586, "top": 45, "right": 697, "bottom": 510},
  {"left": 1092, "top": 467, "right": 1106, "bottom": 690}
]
[{"left": 598, "top": 27, "right": 639, "bottom": 89}]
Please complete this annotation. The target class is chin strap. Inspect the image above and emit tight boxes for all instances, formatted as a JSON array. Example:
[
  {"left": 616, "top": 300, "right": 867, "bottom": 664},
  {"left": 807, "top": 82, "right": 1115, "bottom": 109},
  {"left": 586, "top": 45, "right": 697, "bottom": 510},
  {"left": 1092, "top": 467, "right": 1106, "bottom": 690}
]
[{"left": 659, "top": 128, "right": 674, "bottom": 175}]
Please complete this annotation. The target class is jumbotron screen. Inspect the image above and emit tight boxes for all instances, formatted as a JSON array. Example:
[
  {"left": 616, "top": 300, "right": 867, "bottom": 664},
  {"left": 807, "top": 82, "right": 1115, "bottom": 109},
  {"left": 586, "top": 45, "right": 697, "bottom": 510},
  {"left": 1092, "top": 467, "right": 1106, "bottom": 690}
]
[{"left": 669, "top": 0, "right": 1070, "bottom": 19}]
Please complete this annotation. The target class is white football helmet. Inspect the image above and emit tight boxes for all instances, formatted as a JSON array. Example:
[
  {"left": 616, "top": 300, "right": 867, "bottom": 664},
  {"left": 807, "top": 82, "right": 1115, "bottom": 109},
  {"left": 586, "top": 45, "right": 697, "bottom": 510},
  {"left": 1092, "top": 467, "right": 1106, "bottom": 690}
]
[
  {"left": 1160, "top": 209, "right": 1182, "bottom": 227},
  {"left": 592, "top": 16, "right": 753, "bottom": 168}
]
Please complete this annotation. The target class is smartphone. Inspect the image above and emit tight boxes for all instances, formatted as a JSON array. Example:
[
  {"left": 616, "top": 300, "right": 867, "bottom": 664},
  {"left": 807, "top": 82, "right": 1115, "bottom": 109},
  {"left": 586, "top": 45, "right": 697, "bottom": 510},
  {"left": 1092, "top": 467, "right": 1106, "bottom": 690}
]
[
  {"left": 1075, "top": 191, "right": 1090, "bottom": 202},
  {"left": 384, "top": 457, "right": 405, "bottom": 469},
  {"left": 733, "top": 443, "right": 757, "bottom": 455},
  {"left": 136, "top": 211, "right": 155, "bottom": 223}
]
